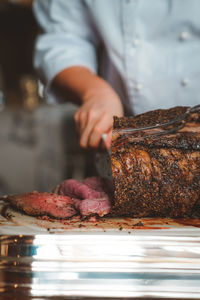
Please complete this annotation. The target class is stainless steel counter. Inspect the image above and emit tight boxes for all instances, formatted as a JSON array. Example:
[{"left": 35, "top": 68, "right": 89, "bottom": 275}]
[{"left": 1, "top": 233, "right": 200, "bottom": 299}]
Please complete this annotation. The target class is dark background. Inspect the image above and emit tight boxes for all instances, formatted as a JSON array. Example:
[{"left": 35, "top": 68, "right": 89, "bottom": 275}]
[
  {"left": 0, "top": 1, "right": 96, "bottom": 196},
  {"left": 0, "top": 0, "right": 37, "bottom": 107}
]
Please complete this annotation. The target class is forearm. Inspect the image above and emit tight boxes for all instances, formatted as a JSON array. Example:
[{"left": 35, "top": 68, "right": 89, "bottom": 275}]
[
  {"left": 52, "top": 65, "right": 123, "bottom": 149},
  {"left": 52, "top": 66, "right": 117, "bottom": 105}
]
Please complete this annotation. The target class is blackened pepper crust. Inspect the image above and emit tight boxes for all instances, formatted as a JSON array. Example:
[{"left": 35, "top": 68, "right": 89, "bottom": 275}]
[
  {"left": 111, "top": 106, "right": 200, "bottom": 218},
  {"left": 113, "top": 106, "right": 189, "bottom": 129}
]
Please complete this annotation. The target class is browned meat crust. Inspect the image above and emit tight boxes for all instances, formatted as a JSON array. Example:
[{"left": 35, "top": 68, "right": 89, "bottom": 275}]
[{"left": 111, "top": 106, "right": 200, "bottom": 218}]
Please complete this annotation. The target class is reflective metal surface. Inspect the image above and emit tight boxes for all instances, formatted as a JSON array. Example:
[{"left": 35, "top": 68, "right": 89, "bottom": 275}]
[
  {"left": 1, "top": 197, "right": 200, "bottom": 299},
  {"left": 1, "top": 233, "right": 200, "bottom": 299}
]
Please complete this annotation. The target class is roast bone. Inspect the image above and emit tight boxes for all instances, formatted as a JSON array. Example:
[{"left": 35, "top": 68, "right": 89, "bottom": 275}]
[{"left": 111, "top": 106, "right": 200, "bottom": 218}]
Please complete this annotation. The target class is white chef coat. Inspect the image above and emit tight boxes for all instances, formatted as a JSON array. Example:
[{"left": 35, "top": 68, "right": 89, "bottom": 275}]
[{"left": 33, "top": 0, "right": 200, "bottom": 115}]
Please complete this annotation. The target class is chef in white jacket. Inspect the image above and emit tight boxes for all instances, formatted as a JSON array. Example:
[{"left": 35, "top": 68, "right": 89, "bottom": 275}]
[{"left": 33, "top": 0, "right": 200, "bottom": 149}]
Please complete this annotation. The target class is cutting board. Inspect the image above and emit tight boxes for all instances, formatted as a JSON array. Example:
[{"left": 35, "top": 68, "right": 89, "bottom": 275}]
[{"left": 1, "top": 198, "right": 200, "bottom": 235}]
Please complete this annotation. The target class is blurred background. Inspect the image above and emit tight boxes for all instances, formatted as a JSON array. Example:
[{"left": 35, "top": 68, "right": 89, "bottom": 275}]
[{"left": 0, "top": 0, "right": 96, "bottom": 196}]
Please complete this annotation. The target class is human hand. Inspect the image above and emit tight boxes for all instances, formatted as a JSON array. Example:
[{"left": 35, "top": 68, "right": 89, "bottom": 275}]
[
  {"left": 52, "top": 66, "right": 123, "bottom": 149},
  {"left": 74, "top": 83, "right": 123, "bottom": 149}
]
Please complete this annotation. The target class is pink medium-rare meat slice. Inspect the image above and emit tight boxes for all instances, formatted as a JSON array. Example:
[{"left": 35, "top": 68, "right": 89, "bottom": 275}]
[
  {"left": 59, "top": 178, "right": 106, "bottom": 199},
  {"left": 72, "top": 198, "right": 82, "bottom": 210},
  {"left": 83, "top": 177, "right": 105, "bottom": 191},
  {"left": 69, "top": 196, "right": 111, "bottom": 217},
  {"left": 83, "top": 177, "right": 114, "bottom": 196},
  {"left": 6, "top": 191, "right": 77, "bottom": 219},
  {"left": 79, "top": 197, "right": 111, "bottom": 217},
  {"left": 59, "top": 177, "right": 112, "bottom": 217},
  {"left": 81, "top": 177, "right": 112, "bottom": 216}
]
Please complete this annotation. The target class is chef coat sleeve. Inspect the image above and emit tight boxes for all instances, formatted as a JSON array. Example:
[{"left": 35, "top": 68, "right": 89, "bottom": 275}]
[{"left": 33, "top": 0, "right": 98, "bottom": 103}]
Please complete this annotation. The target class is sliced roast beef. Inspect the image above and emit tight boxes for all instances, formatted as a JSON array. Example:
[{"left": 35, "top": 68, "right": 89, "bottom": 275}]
[
  {"left": 6, "top": 191, "right": 77, "bottom": 219},
  {"left": 59, "top": 177, "right": 112, "bottom": 217},
  {"left": 6, "top": 177, "right": 112, "bottom": 219},
  {"left": 72, "top": 198, "right": 82, "bottom": 210},
  {"left": 84, "top": 177, "right": 114, "bottom": 197},
  {"left": 59, "top": 179, "right": 105, "bottom": 199},
  {"left": 83, "top": 177, "right": 105, "bottom": 190},
  {"left": 79, "top": 197, "right": 111, "bottom": 217}
]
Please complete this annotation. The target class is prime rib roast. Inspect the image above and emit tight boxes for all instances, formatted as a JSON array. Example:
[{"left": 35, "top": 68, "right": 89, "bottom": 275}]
[
  {"left": 111, "top": 106, "right": 200, "bottom": 218},
  {"left": 5, "top": 106, "right": 200, "bottom": 219}
]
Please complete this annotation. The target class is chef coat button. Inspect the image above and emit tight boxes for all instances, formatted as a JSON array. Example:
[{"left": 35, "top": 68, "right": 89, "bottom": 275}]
[
  {"left": 181, "top": 78, "right": 189, "bottom": 86},
  {"left": 132, "top": 39, "right": 140, "bottom": 46},
  {"left": 135, "top": 83, "right": 143, "bottom": 92},
  {"left": 180, "top": 31, "right": 189, "bottom": 41}
]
